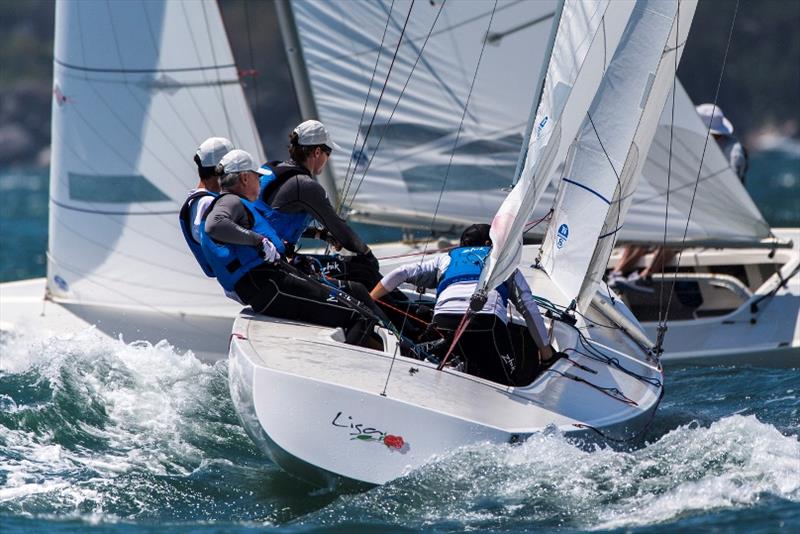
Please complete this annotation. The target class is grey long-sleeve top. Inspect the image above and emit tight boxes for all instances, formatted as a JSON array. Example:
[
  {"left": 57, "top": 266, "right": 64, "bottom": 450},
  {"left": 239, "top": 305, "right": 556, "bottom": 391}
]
[
  {"left": 268, "top": 162, "right": 369, "bottom": 254},
  {"left": 204, "top": 194, "right": 263, "bottom": 246}
]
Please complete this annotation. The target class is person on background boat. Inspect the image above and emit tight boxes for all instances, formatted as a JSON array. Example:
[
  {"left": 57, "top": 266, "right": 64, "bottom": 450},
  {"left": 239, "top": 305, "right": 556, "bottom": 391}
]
[
  {"left": 178, "top": 136, "right": 243, "bottom": 302},
  {"left": 609, "top": 104, "right": 749, "bottom": 294},
  {"left": 256, "top": 119, "right": 381, "bottom": 289},
  {"left": 370, "top": 224, "right": 554, "bottom": 385},
  {"left": 201, "top": 149, "right": 384, "bottom": 346}
]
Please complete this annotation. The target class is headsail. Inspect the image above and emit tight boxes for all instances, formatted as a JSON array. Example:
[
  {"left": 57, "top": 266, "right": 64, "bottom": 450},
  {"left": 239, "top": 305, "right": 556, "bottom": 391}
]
[
  {"left": 475, "top": 0, "right": 636, "bottom": 296},
  {"left": 48, "top": 0, "right": 262, "bottom": 310},
  {"left": 539, "top": 0, "right": 695, "bottom": 311}
]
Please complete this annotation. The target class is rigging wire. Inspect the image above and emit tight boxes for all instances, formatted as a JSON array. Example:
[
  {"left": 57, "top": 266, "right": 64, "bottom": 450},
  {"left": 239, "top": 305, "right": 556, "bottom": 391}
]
[
  {"left": 338, "top": 0, "right": 416, "bottom": 217},
  {"left": 656, "top": 0, "right": 681, "bottom": 352},
  {"left": 380, "top": 0, "right": 498, "bottom": 395},
  {"left": 660, "top": 0, "right": 740, "bottom": 335},
  {"left": 336, "top": 0, "right": 397, "bottom": 215},
  {"left": 342, "top": 0, "right": 448, "bottom": 217}
]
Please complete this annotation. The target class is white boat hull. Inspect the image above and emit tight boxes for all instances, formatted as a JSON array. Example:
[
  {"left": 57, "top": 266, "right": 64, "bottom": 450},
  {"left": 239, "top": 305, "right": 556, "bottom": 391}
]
[{"left": 228, "top": 286, "right": 663, "bottom": 486}]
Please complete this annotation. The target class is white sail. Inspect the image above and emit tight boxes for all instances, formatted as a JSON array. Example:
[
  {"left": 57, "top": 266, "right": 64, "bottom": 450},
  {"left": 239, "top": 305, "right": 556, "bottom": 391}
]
[
  {"left": 626, "top": 81, "right": 770, "bottom": 245},
  {"left": 290, "top": 0, "right": 558, "bottom": 231},
  {"left": 476, "top": 0, "right": 637, "bottom": 295},
  {"left": 538, "top": 0, "right": 688, "bottom": 309},
  {"left": 577, "top": 0, "right": 698, "bottom": 309},
  {"left": 48, "top": 0, "right": 262, "bottom": 311},
  {"left": 289, "top": 0, "right": 769, "bottom": 247}
]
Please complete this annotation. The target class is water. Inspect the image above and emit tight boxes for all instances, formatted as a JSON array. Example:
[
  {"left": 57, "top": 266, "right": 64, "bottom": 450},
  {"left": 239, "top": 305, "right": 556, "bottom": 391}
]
[
  {"left": 0, "top": 328, "right": 798, "bottom": 532},
  {"left": 0, "top": 153, "right": 799, "bottom": 532}
]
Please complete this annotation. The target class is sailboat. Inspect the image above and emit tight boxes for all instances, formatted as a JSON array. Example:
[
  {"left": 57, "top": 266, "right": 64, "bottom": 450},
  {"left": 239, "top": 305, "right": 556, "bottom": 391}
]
[
  {"left": 2, "top": 0, "right": 794, "bottom": 368},
  {"left": 228, "top": 0, "right": 695, "bottom": 485},
  {"left": 281, "top": 0, "right": 798, "bottom": 366},
  {"left": 0, "top": 0, "right": 259, "bottom": 361}
]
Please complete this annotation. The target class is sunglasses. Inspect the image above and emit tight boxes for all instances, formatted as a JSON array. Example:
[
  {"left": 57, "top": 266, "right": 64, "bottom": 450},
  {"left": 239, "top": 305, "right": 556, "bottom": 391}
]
[{"left": 320, "top": 145, "right": 332, "bottom": 156}]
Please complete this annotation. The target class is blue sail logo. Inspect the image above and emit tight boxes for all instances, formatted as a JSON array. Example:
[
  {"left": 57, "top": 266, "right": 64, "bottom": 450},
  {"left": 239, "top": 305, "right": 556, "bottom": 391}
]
[{"left": 556, "top": 223, "right": 569, "bottom": 249}]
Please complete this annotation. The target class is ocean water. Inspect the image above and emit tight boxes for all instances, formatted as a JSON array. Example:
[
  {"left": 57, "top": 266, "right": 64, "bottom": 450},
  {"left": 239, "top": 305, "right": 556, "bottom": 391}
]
[{"left": 0, "top": 152, "right": 799, "bottom": 532}]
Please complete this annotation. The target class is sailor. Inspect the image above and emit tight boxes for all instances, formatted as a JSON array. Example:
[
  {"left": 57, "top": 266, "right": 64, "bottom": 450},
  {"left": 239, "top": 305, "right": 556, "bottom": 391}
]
[
  {"left": 179, "top": 137, "right": 232, "bottom": 275},
  {"left": 696, "top": 103, "right": 748, "bottom": 183},
  {"left": 370, "top": 224, "right": 554, "bottom": 385},
  {"left": 256, "top": 120, "right": 381, "bottom": 288},
  {"left": 609, "top": 104, "right": 749, "bottom": 294},
  {"left": 201, "top": 149, "right": 384, "bottom": 344},
  {"left": 178, "top": 137, "right": 244, "bottom": 302}
]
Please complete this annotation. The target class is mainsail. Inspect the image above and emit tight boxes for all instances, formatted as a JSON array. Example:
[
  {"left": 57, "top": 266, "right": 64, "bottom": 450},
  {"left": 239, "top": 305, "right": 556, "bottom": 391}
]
[
  {"left": 539, "top": 0, "right": 696, "bottom": 311},
  {"left": 48, "top": 0, "right": 262, "bottom": 311},
  {"left": 287, "top": 0, "right": 769, "bottom": 249},
  {"left": 288, "top": 0, "right": 558, "bottom": 231}
]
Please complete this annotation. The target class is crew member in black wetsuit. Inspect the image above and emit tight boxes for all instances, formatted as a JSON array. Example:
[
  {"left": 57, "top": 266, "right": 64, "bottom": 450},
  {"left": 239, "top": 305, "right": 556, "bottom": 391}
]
[
  {"left": 200, "top": 149, "right": 385, "bottom": 345},
  {"left": 256, "top": 120, "right": 381, "bottom": 288}
]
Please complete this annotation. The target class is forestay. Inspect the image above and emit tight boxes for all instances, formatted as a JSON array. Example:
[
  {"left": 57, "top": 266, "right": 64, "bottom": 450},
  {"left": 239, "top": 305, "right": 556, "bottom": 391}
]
[
  {"left": 48, "top": 0, "right": 262, "bottom": 311},
  {"left": 475, "top": 0, "right": 636, "bottom": 296},
  {"left": 577, "top": 0, "right": 698, "bottom": 310},
  {"left": 538, "top": 0, "right": 690, "bottom": 311}
]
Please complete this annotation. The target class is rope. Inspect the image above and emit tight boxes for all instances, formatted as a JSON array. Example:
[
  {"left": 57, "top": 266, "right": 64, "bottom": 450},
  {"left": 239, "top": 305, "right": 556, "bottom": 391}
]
[
  {"left": 337, "top": 0, "right": 397, "bottom": 214},
  {"left": 341, "top": 0, "right": 448, "bottom": 217},
  {"left": 338, "top": 0, "right": 416, "bottom": 214},
  {"left": 660, "top": 0, "right": 740, "bottom": 339}
]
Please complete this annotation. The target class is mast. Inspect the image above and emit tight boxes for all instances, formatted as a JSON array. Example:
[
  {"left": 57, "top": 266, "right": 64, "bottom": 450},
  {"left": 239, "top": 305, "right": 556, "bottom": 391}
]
[{"left": 274, "top": 0, "right": 339, "bottom": 204}]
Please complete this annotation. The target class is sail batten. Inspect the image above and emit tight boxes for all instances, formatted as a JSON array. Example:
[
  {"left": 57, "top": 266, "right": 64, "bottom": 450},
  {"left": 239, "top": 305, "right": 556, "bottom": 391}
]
[{"left": 48, "top": 0, "right": 262, "bottom": 311}]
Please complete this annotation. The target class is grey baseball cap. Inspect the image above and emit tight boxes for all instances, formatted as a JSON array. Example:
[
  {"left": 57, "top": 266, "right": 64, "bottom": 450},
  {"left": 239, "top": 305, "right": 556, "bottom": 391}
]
[
  {"left": 219, "top": 149, "right": 270, "bottom": 175},
  {"left": 293, "top": 120, "right": 343, "bottom": 151}
]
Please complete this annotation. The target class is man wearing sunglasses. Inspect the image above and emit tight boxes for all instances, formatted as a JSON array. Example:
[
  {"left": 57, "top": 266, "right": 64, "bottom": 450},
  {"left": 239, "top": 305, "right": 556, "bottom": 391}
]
[{"left": 256, "top": 120, "right": 381, "bottom": 289}]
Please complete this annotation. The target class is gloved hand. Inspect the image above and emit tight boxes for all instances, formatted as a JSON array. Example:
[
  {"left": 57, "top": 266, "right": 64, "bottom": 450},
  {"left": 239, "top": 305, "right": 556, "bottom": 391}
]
[
  {"left": 361, "top": 248, "right": 380, "bottom": 273},
  {"left": 261, "top": 237, "right": 279, "bottom": 263}
]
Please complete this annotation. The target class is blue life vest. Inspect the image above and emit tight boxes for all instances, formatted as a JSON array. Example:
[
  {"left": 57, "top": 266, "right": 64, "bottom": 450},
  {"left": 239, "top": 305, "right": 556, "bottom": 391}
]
[
  {"left": 436, "top": 246, "right": 508, "bottom": 303},
  {"left": 253, "top": 162, "right": 313, "bottom": 246},
  {"left": 199, "top": 193, "right": 285, "bottom": 292},
  {"left": 179, "top": 190, "right": 218, "bottom": 277}
]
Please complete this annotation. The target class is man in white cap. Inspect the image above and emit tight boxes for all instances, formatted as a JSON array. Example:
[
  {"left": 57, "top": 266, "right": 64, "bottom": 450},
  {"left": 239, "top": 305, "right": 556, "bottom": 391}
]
[
  {"left": 257, "top": 119, "right": 381, "bottom": 287},
  {"left": 179, "top": 136, "right": 234, "bottom": 278},
  {"left": 201, "top": 149, "right": 384, "bottom": 344},
  {"left": 696, "top": 103, "right": 748, "bottom": 183}
]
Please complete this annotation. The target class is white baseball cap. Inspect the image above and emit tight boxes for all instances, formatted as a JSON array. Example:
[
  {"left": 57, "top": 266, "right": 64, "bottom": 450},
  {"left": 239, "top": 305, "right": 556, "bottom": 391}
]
[
  {"left": 695, "top": 103, "right": 734, "bottom": 136},
  {"left": 196, "top": 137, "right": 234, "bottom": 167},
  {"left": 293, "top": 120, "right": 343, "bottom": 151},
  {"left": 219, "top": 149, "right": 270, "bottom": 175}
]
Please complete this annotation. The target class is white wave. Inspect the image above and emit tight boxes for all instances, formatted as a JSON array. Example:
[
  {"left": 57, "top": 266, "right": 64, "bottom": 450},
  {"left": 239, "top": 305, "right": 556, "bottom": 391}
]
[
  {"left": 315, "top": 415, "right": 799, "bottom": 530},
  {"left": 0, "top": 329, "right": 240, "bottom": 514}
]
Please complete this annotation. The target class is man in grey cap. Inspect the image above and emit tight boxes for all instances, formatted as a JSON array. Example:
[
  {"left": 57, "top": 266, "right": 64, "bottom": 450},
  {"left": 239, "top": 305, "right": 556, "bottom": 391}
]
[
  {"left": 258, "top": 119, "right": 381, "bottom": 287},
  {"left": 202, "top": 149, "right": 385, "bottom": 346}
]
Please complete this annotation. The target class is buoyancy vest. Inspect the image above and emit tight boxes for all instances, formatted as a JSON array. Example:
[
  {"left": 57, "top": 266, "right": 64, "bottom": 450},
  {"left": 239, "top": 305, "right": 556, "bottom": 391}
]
[
  {"left": 253, "top": 161, "right": 314, "bottom": 246},
  {"left": 179, "top": 190, "right": 218, "bottom": 277},
  {"left": 436, "top": 246, "right": 509, "bottom": 303},
  {"left": 199, "top": 193, "right": 285, "bottom": 292}
]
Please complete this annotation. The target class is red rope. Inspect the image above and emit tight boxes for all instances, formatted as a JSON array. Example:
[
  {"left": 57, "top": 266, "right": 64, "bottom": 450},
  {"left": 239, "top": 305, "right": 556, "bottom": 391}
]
[
  {"left": 375, "top": 299, "right": 432, "bottom": 328},
  {"left": 436, "top": 311, "right": 473, "bottom": 370}
]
